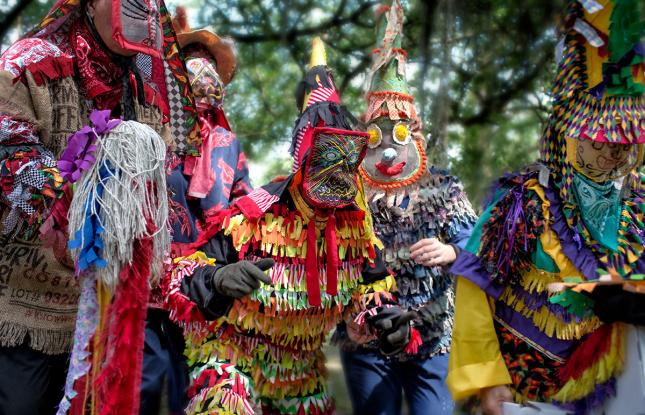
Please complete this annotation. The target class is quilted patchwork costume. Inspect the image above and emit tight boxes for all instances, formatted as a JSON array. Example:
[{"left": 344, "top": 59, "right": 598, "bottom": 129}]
[{"left": 335, "top": 2, "right": 477, "bottom": 414}]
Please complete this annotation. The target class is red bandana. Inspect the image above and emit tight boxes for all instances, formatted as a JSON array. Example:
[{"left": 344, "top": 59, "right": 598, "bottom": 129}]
[{"left": 71, "top": 19, "right": 125, "bottom": 110}]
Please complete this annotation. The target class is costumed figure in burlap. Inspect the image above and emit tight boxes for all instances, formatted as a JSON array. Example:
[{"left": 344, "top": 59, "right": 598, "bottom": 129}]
[
  {"left": 447, "top": 1, "right": 645, "bottom": 414},
  {"left": 0, "top": 0, "right": 202, "bottom": 413}
]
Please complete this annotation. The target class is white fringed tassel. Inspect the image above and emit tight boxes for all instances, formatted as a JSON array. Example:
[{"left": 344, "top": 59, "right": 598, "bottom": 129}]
[{"left": 68, "top": 121, "right": 169, "bottom": 291}]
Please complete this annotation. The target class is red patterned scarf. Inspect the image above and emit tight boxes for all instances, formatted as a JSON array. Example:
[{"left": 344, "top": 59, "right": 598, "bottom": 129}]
[{"left": 70, "top": 18, "right": 127, "bottom": 111}]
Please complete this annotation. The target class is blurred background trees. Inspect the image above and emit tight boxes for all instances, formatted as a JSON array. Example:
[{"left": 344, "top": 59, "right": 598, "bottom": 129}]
[{"left": 1, "top": 0, "right": 565, "bottom": 207}]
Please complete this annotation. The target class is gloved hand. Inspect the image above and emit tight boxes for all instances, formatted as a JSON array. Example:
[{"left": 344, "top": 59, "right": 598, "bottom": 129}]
[
  {"left": 212, "top": 258, "right": 274, "bottom": 298},
  {"left": 587, "top": 285, "right": 645, "bottom": 325},
  {"left": 367, "top": 306, "right": 418, "bottom": 355}
]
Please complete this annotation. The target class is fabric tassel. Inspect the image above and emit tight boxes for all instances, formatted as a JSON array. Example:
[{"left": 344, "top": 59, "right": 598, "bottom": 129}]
[
  {"left": 67, "top": 119, "right": 169, "bottom": 290},
  {"left": 325, "top": 213, "right": 338, "bottom": 296},
  {"left": 305, "top": 219, "right": 321, "bottom": 306},
  {"left": 557, "top": 323, "right": 613, "bottom": 383},
  {"left": 56, "top": 274, "right": 99, "bottom": 415},
  {"left": 404, "top": 327, "right": 422, "bottom": 355},
  {"left": 61, "top": 114, "right": 170, "bottom": 415}
]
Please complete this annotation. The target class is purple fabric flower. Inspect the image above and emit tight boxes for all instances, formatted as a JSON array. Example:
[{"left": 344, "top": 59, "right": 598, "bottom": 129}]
[{"left": 57, "top": 110, "right": 121, "bottom": 183}]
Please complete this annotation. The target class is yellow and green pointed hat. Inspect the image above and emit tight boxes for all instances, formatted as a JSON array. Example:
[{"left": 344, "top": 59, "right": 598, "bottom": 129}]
[{"left": 364, "top": 0, "right": 417, "bottom": 123}]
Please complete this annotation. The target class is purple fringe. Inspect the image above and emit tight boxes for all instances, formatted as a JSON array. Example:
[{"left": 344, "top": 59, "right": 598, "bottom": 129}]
[
  {"left": 553, "top": 378, "right": 616, "bottom": 415},
  {"left": 495, "top": 184, "right": 528, "bottom": 274}
]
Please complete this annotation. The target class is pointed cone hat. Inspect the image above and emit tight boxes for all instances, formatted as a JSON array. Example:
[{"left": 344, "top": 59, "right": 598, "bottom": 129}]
[
  {"left": 290, "top": 37, "right": 357, "bottom": 171},
  {"left": 364, "top": 0, "right": 417, "bottom": 123}
]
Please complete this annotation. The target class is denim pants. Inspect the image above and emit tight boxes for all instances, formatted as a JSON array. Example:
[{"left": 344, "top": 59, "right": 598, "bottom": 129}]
[
  {"left": 340, "top": 350, "right": 454, "bottom": 415},
  {"left": 139, "top": 309, "right": 188, "bottom": 415}
]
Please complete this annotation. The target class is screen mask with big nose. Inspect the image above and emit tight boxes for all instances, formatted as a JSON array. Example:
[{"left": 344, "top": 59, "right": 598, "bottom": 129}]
[
  {"left": 566, "top": 136, "right": 644, "bottom": 182},
  {"left": 302, "top": 127, "right": 369, "bottom": 209},
  {"left": 360, "top": 118, "right": 426, "bottom": 188},
  {"left": 111, "top": 0, "right": 163, "bottom": 57}
]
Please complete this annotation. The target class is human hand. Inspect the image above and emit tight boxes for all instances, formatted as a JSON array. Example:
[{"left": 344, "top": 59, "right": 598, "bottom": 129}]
[
  {"left": 480, "top": 385, "right": 514, "bottom": 415},
  {"left": 410, "top": 238, "right": 457, "bottom": 267}
]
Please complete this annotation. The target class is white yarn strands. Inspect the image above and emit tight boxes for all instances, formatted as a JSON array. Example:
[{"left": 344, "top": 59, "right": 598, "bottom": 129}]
[{"left": 67, "top": 121, "right": 169, "bottom": 292}]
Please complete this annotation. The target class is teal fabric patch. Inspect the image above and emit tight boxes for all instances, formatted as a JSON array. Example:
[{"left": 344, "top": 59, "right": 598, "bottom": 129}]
[{"left": 532, "top": 238, "right": 559, "bottom": 273}]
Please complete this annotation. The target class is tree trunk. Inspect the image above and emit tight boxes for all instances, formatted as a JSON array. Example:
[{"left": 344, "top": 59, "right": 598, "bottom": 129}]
[{"left": 427, "top": 0, "right": 453, "bottom": 168}]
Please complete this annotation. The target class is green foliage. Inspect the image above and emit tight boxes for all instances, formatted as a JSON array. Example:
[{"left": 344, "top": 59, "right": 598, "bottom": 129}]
[
  {"left": 4, "top": 0, "right": 568, "bottom": 204},
  {"left": 192, "top": 0, "right": 563, "bottom": 202}
]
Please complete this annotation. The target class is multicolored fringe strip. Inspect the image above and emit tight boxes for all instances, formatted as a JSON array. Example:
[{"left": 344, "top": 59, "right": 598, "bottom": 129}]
[{"left": 164, "top": 180, "right": 398, "bottom": 414}]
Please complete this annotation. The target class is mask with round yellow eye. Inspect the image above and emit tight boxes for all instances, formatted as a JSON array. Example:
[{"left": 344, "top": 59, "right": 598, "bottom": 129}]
[
  {"left": 392, "top": 122, "right": 411, "bottom": 145},
  {"left": 367, "top": 124, "right": 382, "bottom": 149}
]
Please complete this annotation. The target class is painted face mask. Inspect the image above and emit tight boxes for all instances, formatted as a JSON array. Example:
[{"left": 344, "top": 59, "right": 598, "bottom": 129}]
[
  {"left": 360, "top": 117, "right": 426, "bottom": 188},
  {"left": 302, "top": 127, "right": 369, "bottom": 209},
  {"left": 566, "top": 137, "right": 644, "bottom": 182},
  {"left": 186, "top": 55, "right": 225, "bottom": 110},
  {"left": 111, "top": 0, "right": 163, "bottom": 57}
]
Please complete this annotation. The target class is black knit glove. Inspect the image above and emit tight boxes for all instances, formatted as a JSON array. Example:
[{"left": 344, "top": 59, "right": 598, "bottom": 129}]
[
  {"left": 367, "top": 307, "right": 417, "bottom": 355},
  {"left": 211, "top": 259, "right": 274, "bottom": 298}
]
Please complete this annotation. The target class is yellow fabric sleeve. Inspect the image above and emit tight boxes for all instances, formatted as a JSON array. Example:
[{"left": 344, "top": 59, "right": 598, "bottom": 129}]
[{"left": 447, "top": 277, "right": 512, "bottom": 400}]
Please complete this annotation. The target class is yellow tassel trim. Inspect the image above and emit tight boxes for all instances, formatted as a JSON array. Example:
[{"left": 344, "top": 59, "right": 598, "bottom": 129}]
[
  {"left": 521, "top": 267, "right": 563, "bottom": 294},
  {"left": 357, "top": 274, "right": 397, "bottom": 295},
  {"left": 500, "top": 267, "right": 599, "bottom": 341},
  {"left": 551, "top": 323, "right": 626, "bottom": 403},
  {"left": 173, "top": 251, "right": 216, "bottom": 266},
  {"left": 224, "top": 297, "right": 344, "bottom": 345}
]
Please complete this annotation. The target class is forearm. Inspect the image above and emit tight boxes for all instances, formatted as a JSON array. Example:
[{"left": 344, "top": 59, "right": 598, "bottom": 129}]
[
  {"left": 164, "top": 232, "right": 236, "bottom": 323},
  {"left": 181, "top": 263, "right": 234, "bottom": 320}
]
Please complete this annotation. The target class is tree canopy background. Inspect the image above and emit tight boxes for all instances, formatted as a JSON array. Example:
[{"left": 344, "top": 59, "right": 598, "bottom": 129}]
[{"left": 1, "top": 0, "right": 565, "bottom": 207}]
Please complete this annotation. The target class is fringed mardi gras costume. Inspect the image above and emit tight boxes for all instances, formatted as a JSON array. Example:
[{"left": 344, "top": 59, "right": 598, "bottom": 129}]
[
  {"left": 447, "top": 1, "right": 645, "bottom": 414},
  {"left": 166, "top": 8, "right": 252, "bottom": 257},
  {"left": 164, "top": 38, "right": 398, "bottom": 415},
  {"left": 141, "top": 12, "right": 253, "bottom": 413},
  {"left": 335, "top": 0, "right": 477, "bottom": 363}
]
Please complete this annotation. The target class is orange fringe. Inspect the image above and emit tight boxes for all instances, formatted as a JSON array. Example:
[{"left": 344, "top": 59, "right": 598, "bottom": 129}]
[
  {"left": 367, "top": 90, "right": 414, "bottom": 102},
  {"left": 372, "top": 47, "right": 408, "bottom": 58}
]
